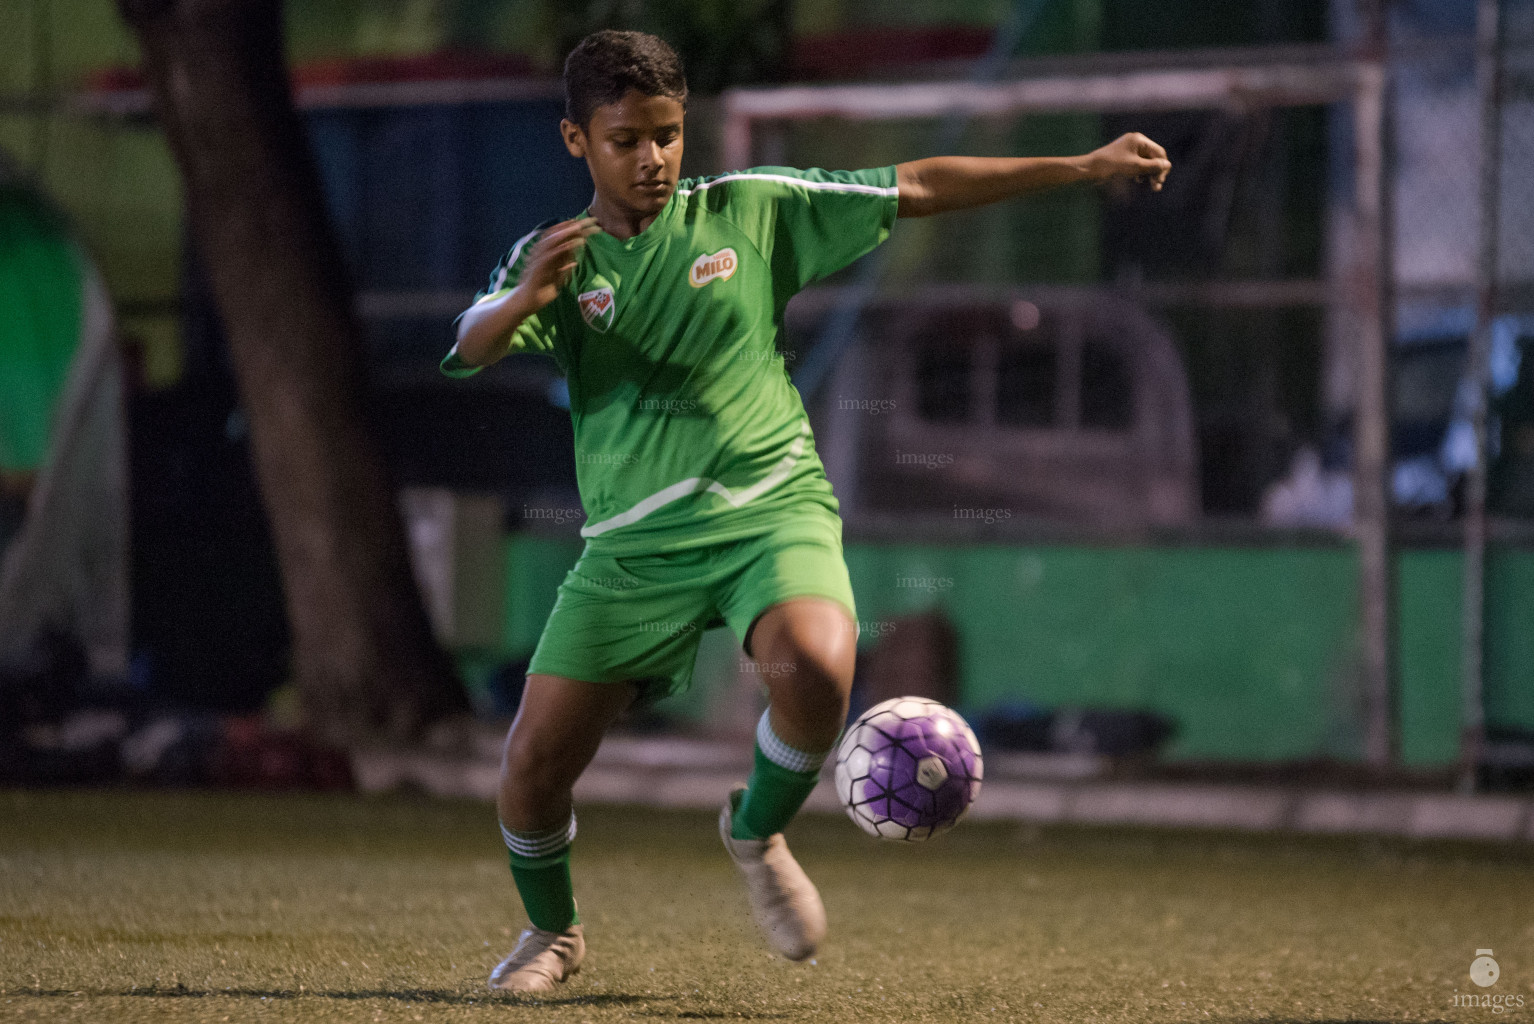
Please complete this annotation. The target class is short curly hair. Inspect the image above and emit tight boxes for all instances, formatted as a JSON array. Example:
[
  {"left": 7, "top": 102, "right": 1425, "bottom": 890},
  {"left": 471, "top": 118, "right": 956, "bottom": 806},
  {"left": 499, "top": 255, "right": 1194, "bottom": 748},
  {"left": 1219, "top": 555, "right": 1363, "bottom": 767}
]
[{"left": 563, "top": 30, "right": 688, "bottom": 128}]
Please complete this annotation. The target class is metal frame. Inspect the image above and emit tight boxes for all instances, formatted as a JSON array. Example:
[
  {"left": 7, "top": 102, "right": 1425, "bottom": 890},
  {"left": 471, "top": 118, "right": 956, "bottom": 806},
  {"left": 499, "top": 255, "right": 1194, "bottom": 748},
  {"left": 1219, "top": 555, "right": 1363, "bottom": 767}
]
[
  {"left": 1462, "top": 0, "right": 1507, "bottom": 791},
  {"left": 56, "top": 77, "right": 566, "bottom": 119},
  {"left": 721, "top": 52, "right": 1397, "bottom": 766}
]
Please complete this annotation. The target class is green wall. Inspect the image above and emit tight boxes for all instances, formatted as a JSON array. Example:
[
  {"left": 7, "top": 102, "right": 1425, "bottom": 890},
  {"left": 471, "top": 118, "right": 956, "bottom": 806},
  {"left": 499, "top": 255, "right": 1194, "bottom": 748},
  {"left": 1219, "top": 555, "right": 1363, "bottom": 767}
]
[
  {"left": 0, "top": 186, "right": 82, "bottom": 472},
  {"left": 496, "top": 535, "right": 1534, "bottom": 767}
]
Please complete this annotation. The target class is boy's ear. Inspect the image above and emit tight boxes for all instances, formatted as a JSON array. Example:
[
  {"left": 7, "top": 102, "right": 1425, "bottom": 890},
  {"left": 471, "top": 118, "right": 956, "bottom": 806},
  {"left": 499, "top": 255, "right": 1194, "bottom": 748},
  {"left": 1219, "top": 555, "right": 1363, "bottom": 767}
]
[{"left": 560, "top": 118, "right": 587, "bottom": 159}]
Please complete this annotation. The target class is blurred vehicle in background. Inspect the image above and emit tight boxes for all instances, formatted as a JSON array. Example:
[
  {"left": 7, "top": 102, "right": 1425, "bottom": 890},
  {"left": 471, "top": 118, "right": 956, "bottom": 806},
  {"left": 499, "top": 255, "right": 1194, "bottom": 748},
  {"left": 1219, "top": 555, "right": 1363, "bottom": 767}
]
[
  {"left": 790, "top": 286, "right": 1200, "bottom": 530},
  {"left": 1262, "top": 310, "right": 1534, "bottom": 526},
  {"left": 1390, "top": 312, "right": 1531, "bottom": 516}
]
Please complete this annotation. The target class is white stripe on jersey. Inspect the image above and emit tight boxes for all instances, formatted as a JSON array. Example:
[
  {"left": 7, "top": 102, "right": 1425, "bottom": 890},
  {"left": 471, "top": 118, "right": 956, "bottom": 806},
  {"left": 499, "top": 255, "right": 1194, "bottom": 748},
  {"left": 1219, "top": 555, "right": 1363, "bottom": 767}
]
[
  {"left": 480, "top": 225, "right": 543, "bottom": 303},
  {"left": 676, "top": 172, "right": 898, "bottom": 199},
  {"left": 580, "top": 422, "right": 811, "bottom": 538}
]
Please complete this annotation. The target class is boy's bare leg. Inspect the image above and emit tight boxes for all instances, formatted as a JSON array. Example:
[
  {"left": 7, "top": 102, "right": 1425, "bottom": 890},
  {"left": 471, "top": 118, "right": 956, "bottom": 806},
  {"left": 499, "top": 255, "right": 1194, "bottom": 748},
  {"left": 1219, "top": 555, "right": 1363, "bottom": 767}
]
[
  {"left": 490, "top": 673, "right": 637, "bottom": 993},
  {"left": 498, "top": 673, "right": 638, "bottom": 831},
  {"left": 722, "top": 597, "right": 856, "bottom": 960},
  {"left": 746, "top": 596, "right": 856, "bottom": 753}
]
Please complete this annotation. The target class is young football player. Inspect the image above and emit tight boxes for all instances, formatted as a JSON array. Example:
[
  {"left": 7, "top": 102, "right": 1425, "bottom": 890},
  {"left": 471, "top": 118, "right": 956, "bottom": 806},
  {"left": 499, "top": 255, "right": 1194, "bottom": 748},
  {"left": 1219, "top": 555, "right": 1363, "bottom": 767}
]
[{"left": 443, "top": 28, "right": 1169, "bottom": 994}]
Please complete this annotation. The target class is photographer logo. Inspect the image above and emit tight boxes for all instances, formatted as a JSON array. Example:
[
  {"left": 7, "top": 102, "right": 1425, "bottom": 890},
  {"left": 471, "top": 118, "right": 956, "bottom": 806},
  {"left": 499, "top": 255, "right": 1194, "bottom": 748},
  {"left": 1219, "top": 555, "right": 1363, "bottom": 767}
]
[{"left": 1453, "top": 949, "right": 1524, "bottom": 1014}]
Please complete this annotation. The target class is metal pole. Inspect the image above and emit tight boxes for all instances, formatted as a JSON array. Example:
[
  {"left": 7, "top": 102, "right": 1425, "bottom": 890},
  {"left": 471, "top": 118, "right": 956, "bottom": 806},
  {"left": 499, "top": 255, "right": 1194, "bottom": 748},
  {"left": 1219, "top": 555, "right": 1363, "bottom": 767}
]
[
  {"left": 1460, "top": 0, "right": 1504, "bottom": 793},
  {"left": 788, "top": 0, "right": 1052, "bottom": 402},
  {"left": 1353, "top": 53, "right": 1397, "bottom": 769},
  {"left": 29, "top": 0, "right": 53, "bottom": 175}
]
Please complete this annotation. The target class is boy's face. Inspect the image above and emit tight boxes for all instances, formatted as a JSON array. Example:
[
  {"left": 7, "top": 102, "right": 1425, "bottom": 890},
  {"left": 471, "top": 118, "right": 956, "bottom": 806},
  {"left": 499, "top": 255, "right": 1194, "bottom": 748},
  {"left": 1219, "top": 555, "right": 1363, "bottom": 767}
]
[{"left": 562, "top": 89, "right": 685, "bottom": 219}]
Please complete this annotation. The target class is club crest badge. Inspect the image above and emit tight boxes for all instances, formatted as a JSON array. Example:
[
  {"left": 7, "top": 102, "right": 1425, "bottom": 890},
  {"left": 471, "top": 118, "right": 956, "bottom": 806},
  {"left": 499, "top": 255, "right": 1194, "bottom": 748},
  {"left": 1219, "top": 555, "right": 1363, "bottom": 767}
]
[
  {"left": 689, "top": 248, "right": 738, "bottom": 288},
  {"left": 578, "top": 286, "right": 615, "bottom": 333}
]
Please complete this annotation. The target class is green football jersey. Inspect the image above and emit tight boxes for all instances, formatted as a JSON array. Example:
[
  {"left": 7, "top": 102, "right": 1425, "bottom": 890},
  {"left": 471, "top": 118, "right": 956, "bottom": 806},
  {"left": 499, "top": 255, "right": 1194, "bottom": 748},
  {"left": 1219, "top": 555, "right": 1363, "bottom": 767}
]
[{"left": 442, "top": 164, "right": 899, "bottom": 555}]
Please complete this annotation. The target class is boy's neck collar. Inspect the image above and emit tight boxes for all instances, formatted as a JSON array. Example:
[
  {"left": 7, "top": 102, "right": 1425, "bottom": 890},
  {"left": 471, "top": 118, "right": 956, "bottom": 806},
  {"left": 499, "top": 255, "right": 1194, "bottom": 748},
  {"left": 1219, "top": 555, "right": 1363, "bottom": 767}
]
[
  {"left": 588, "top": 208, "right": 661, "bottom": 239},
  {"left": 585, "top": 191, "right": 677, "bottom": 248}
]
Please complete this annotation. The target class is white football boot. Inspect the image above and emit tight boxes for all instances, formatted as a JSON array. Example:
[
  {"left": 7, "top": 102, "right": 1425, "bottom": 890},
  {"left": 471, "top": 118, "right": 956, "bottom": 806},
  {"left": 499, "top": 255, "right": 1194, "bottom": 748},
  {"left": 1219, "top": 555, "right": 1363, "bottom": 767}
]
[
  {"left": 719, "top": 785, "right": 827, "bottom": 961},
  {"left": 488, "top": 917, "right": 585, "bottom": 994}
]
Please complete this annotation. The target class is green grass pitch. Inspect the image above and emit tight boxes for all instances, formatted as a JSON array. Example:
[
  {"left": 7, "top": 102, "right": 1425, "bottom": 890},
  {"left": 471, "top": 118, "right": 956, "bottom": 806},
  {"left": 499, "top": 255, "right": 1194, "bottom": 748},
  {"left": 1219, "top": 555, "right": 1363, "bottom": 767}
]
[{"left": 2, "top": 790, "right": 1531, "bottom": 1022}]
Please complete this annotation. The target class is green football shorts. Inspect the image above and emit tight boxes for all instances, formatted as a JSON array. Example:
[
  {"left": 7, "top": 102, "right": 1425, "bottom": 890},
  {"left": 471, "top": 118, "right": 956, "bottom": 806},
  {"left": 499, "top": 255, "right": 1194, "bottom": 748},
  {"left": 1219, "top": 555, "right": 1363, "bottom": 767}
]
[{"left": 526, "top": 503, "right": 857, "bottom": 703}]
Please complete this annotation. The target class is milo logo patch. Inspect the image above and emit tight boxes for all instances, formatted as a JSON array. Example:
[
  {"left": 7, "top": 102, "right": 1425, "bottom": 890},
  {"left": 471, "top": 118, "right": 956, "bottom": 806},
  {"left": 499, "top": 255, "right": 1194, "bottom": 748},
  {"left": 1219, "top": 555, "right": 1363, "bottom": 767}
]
[{"left": 689, "top": 248, "right": 738, "bottom": 288}]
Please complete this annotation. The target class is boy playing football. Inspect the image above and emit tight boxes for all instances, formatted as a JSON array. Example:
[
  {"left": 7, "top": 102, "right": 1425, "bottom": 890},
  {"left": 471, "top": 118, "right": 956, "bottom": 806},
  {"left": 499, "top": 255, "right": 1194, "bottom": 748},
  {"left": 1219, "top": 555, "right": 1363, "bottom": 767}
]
[{"left": 442, "top": 29, "right": 1169, "bottom": 994}]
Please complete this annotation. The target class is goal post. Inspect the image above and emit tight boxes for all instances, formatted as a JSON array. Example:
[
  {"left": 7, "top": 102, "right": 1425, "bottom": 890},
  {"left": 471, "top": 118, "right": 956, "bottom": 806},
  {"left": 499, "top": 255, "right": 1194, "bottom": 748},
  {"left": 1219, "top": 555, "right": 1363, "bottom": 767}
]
[{"left": 719, "top": 50, "right": 1396, "bottom": 766}]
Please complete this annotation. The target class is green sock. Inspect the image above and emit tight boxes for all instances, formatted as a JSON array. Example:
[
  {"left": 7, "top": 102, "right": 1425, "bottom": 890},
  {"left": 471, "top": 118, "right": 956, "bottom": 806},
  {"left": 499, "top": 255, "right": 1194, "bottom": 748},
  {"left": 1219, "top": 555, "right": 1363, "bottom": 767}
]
[
  {"left": 731, "top": 712, "right": 833, "bottom": 841},
  {"left": 508, "top": 849, "right": 580, "bottom": 932},
  {"left": 502, "top": 816, "right": 579, "bottom": 932},
  {"left": 732, "top": 749, "right": 822, "bottom": 840}
]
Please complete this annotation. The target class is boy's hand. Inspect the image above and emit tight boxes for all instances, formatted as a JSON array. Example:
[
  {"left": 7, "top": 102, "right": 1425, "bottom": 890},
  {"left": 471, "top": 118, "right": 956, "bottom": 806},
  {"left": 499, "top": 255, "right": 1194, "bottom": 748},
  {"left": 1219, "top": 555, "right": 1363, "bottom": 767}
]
[
  {"left": 516, "top": 216, "right": 601, "bottom": 310},
  {"left": 1084, "top": 133, "right": 1171, "bottom": 191}
]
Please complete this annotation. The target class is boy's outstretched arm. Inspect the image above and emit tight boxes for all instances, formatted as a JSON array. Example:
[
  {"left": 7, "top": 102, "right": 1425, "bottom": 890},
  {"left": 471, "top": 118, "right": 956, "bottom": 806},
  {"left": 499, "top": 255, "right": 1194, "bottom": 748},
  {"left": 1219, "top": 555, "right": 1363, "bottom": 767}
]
[{"left": 894, "top": 132, "right": 1170, "bottom": 219}]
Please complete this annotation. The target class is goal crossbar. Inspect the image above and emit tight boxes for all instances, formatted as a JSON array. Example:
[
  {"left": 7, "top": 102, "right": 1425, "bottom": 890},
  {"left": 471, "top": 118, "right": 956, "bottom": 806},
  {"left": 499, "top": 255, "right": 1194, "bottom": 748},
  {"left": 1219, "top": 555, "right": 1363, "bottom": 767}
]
[
  {"left": 718, "top": 52, "right": 1397, "bottom": 769},
  {"left": 721, "top": 58, "right": 1379, "bottom": 169}
]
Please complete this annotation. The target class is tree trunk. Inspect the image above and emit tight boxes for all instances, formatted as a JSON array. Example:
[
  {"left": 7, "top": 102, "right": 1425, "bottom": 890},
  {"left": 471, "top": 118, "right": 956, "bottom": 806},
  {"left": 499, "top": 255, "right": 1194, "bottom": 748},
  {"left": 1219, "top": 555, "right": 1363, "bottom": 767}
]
[{"left": 118, "top": 0, "right": 468, "bottom": 743}]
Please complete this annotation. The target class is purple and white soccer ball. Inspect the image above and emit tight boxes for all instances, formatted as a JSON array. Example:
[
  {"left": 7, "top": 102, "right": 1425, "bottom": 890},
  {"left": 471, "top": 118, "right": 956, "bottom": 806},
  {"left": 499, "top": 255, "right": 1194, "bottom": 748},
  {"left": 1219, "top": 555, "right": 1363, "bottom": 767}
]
[{"left": 833, "top": 697, "right": 983, "bottom": 841}]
